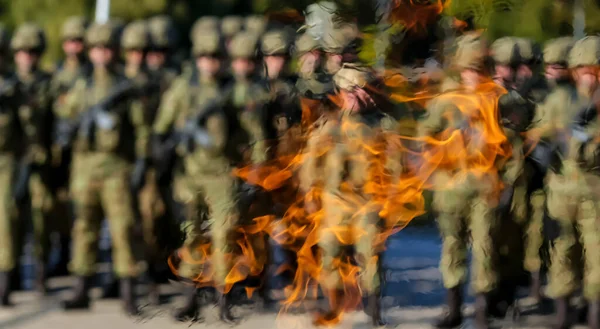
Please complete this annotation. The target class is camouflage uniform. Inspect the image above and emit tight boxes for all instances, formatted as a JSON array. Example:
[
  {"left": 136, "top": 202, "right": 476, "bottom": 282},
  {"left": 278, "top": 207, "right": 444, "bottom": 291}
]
[
  {"left": 11, "top": 23, "right": 56, "bottom": 294},
  {"left": 313, "top": 66, "right": 396, "bottom": 326},
  {"left": 537, "top": 36, "right": 600, "bottom": 329},
  {"left": 424, "top": 33, "right": 503, "bottom": 329},
  {"left": 49, "top": 15, "right": 90, "bottom": 278},
  {"left": 60, "top": 22, "right": 145, "bottom": 315},
  {"left": 0, "top": 25, "right": 25, "bottom": 306}
]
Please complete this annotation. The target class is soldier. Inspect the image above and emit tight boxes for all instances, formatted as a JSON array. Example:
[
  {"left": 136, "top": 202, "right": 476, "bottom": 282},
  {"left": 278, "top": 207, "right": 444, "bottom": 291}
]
[
  {"left": 11, "top": 23, "right": 55, "bottom": 295},
  {"left": 534, "top": 36, "right": 600, "bottom": 329},
  {"left": 142, "top": 14, "right": 181, "bottom": 305},
  {"left": 314, "top": 65, "right": 398, "bottom": 327},
  {"left": 0, "top": 25, "right": 24, "bottom": 306},
  {"left": 49, "top": 16, "right": 90, "bottom": 278},
  {"left": 422, "top": 33, "right": 504, "bottom": 329},
  {"left": 490, "top": 36, "right": 517, "bottom": 88},
  {"left": 294, "top": 32, "right": 334, "bottom": 128},
  {"left": 59, "top": 21, "right": 145, "bottom": 316},
  {"left": 121, "top": 20, "right": 150, "bottom": 81},
  {"left": 190, "top": 16, "right": 220, "bottom": 39},
  {"left": 321, "top": 23, "right": 360, "bottom": 75},
  {"left": 543, "top": 37, "right": 574, "bottom": 87},
  {"left": 152, "top": 29, "right": 229, "bottom": 322}
]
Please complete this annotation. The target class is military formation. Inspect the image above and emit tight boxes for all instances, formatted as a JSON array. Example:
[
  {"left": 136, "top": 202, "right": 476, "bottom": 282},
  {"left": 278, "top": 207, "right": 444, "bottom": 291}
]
[{"left": 0, "top": 10, "right": 596, "bottom": 329}]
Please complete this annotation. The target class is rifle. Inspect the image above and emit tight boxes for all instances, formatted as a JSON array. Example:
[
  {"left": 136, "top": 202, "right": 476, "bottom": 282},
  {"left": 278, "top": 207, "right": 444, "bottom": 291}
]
[{"left": 54, "top": 80, "right": 136, "bottom": 150}]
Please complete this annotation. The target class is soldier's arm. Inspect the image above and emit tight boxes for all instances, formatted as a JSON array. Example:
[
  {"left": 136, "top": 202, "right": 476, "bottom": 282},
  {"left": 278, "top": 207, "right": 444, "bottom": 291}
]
[
  {"left": 298, "top": 123, "right": 324, "bottom": 193},
  {"left": 152, "top": 78, "right": 185, "bottom": 135},
  {"left": 380, "top": 115, "right": 403, "bottom": 178},
  {"left": 500, "top": 127, "right": 524, "bottom": 186}
]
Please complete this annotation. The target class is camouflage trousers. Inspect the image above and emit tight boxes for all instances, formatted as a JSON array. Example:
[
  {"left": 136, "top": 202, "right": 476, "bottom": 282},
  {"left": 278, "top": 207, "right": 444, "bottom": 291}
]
[
  {"left": 0, "top": 155, "right": 20, "bottom": 271},
  {"left": 546, "top": 166, "right": 600, "bottom": 301},
  {"left": 138, "top": 169, "right": 166, "bottom": 261},
  {"left": 69, "top": 155, "right": 139, "bottom": 278},
  {"left": 433, "top": 171, "right": 498, "bottom": 293},
  {"left": 175, "top": 172, "right": 248, "bottom": 288},
  {"left": 29, "top": 171, "right": 71, "bottom": 264},
  {"left": 319, "top": 191, "right": 381, "bottom": 293},
  {"left": 496, "top": 172, "right": 545, "bottom": 277}
]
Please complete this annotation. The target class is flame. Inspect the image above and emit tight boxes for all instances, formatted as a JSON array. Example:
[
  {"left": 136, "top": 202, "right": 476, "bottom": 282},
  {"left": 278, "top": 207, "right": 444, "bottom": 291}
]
[
  {"left": 170, "top": 46, "right": 511, "bottom": 327},
  {"left": 388, "top": 0, "right": 449, "bottom": 34}
]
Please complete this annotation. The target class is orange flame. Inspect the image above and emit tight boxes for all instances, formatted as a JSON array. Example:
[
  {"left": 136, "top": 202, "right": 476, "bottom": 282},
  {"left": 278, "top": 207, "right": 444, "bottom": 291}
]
[
  {"left": 171, "top": 66, "right": 510, "bottom": 328},
  {"left": 388, "top": 0, "right": 449, "bottom": 34}
]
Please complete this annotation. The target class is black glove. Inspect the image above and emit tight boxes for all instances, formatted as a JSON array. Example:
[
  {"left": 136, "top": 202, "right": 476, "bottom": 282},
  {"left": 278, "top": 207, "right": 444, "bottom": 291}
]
[{"left": 130, "top": 158, "right": 148, "bottom": 192}]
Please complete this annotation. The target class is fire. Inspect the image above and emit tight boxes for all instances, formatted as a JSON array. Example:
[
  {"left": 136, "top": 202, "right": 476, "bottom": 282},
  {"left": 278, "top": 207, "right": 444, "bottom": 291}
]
[{"left": 388, "top": 0, "right": 449, "bottom": 34}]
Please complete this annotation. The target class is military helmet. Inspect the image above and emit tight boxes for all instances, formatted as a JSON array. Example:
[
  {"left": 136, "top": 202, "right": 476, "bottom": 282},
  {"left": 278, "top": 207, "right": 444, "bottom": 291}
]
[
  {"left": 86, "top": 22, "right": 119, "bottom": 48},
  {"left": 569, "top": 36, "right": 600, "bottom": 68},
  {"left": 61, "top": 16, "right": 88, "bottom": 40},
  {"left": 333, "top": 64, "right": 375, "bottom": 91},
  {"left": 11, "top": 23, "right": 46, "bottom": 52},
  {"left": 453, "top": 32, "right": 487, "bottom": 71},
  {"left": 514, "top": 37, "right": 542, "bottom": 65},
  {"left": 245, "top": 15, "right": 268, "bottom": 36},
  {"left": 192, "top": 30, "right": 223, "bottom": 57},
  {"left": 490, "top": 36, "right": 518, "bottom": 66},
  {"left": 190, "top": 16, "right": 220, "bottom": 41},
  {"left": 261, "top": 30, "right": 289, "bottom": 56},
  {"left": 228, "top": 32, "right": 258, "bottom": 59},
  {"left": 221, "top": 16, "right": 243, "bottom": 38},
  {"left": 543, "top": 37, "right": 574, "bottom": 65},
  {"left": 294, "top": 33, "right": 319, "bottom": 56},
  {"left": 147, "top": 15, "right": 178, "bottom": 49},
  {"left": 121, "top": 20, "right": 150, "bottom": 50}
]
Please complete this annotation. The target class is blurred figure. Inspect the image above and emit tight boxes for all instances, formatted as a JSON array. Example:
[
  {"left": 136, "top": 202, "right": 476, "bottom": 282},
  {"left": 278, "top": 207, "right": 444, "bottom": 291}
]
[
  {"left": 490, "top": 36, "right": 517, "bottom": 88},
  {"left": 153, "top": 29, "right": 229, "bottom": 322},
  {"left": 0, "top": 25, "right": 24, "bottom": 306},
  {"left": 313, "top": 65, "right": 398, "bottom": 327},
  {"left": 543, "top": 37, "right": 574, "bottom": 87},
  {"left": 11, "top": 23, "right": 55, "bottom": 295},
  {"left": 141, "top": 15, "right": 182, "bottom": 305},
  {"left": 49, "top": 16, "right": 90, "bottom": 278},
  {"left": 59, "top": 21, "right": 145, "bottom": 316},
  {"left": 245, "top": 15, "right": 268, "bottom": 37},
  {"left": 320, "top": 23, "right": 360, "bottom": 75},
  {"left": 538, "top": 36, "right": 600, "bottom": 329},
  {"left": 423, "top": 33, "right": 504, "bottom": 329}
]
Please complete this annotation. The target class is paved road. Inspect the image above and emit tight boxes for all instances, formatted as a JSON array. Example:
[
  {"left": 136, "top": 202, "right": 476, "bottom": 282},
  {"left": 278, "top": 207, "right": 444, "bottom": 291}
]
[{"left": 1, "top": 224, "right": 585, "bottom": 329}]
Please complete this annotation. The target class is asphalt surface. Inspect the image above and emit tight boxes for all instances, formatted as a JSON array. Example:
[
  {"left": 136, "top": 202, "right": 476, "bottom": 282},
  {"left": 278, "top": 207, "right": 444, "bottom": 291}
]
[{"left": 1, "top": 222, "right": 585, "bottom": 329}]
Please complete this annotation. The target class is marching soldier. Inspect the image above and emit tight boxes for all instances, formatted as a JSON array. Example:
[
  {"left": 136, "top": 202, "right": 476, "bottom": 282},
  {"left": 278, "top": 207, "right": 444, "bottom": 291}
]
[
  {"left": 423, "top": 33, "right": 505, "bottom": 329},
  {"left": 59, "top": 21, "right": 146, "bottom": 316},
  {"left": 245, "top": 15, "right": 268, "bottom": 37},
  {"left": 11, "top": 23, "right": 55, "bottom": 295},
  {"left": 141, "top": 14, "right": 181, "bottom": 305},
  {"left": 314, "top": 65, "right": 398, "bottom": 327},
  {"left": 153, "top": 29, "right": 230, "bottom": 322},
  {"left": 49, "top": 16, "right": 91, "bottom": 278},
  {"left": 533, "top": 36, "right": 600, "bottom": 329},
  {"left": 221, "top": 16, "right": 244, "bottom": 48},
  {"left": 321, "top": 23, "right": 360, "bottom": 75},
  {"left": 0, "top": 25, "right": 24, "bottom": 306}
]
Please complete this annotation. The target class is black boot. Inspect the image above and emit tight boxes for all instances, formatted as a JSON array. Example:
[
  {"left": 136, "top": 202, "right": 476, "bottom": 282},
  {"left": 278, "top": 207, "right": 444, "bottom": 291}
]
[
  {"left": 35, "top": 262, "right": 48, "bottom": 296},
  {"left": 219, "top": 291, "right": 240, "bottom": 324},
  {"left": 173, "top": 286, "right": 202, "bottom": 322},
  {"left": 530, "top": 271, "right": 542, "bottom": 302},
  {"left": 62, "top": 276, "right": 92, "bottom": 310},
  {"left": 474, "top": 294, "right": 489, "bottom": 329},
  {"left": 554, "top": 297, "right": 570, "bottom": 329},
  {"left": 101, "top": 278, "right": 120, "bottom": 299},
  {"left": 0, "top": 272, "right": 12, "bottom": 307},
  {"left": 435, "top": 286, "right": 463, "bottom": 328},
  {"left": 588, "top": 300, "right": 599, "bottom": 329},
  {"left": 120, "top": 278, "right": 139, "bottom": 316}
]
